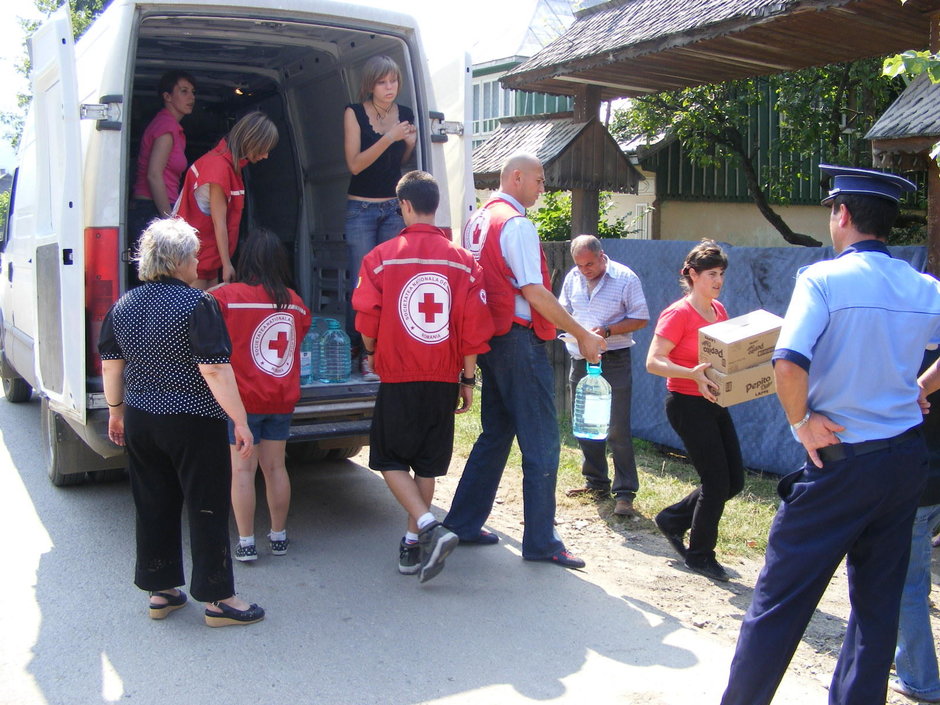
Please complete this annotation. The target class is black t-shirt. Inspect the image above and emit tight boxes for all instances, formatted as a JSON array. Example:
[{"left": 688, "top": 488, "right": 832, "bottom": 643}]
[{"left": 346, "top": 102, "right": 414, "bottom": 199}]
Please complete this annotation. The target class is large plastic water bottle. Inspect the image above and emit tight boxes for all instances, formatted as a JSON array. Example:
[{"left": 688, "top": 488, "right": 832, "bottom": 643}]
[
  {"left": 299, "top": 324, "right": 319, "bottom": 387},
  {"left": 317, "top": 318, "right": 351, "bottom": 383},
  {"left": 572, "top": 361, "right": 611, "bottom": 440}
]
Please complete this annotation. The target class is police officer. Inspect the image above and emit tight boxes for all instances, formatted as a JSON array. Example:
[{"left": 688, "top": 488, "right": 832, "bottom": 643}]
[{"left": 721, "top": 165, "right": 940, "bottom": 705}]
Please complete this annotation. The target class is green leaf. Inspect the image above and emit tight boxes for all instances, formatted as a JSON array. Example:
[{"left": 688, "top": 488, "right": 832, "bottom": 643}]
[{"left": 883, "top": 55, "right": 907, "bottom": 78}]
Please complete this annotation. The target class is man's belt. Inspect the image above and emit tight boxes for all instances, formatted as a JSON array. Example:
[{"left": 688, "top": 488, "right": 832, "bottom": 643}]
[{"left": 816, "top": 427, "right": 922, "bottom": 464}]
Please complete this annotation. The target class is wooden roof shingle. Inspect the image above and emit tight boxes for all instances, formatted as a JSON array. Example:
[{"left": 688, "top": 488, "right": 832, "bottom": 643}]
[
  {"left": 502, "top": 0, "right": 940, "bottom": 100},
  {"left": 868, "top": 73, "right": 940, "bottom": 141},
  {"left": 867, "top": 73, "right": 940, "bottom": 170},
  {"left": 472, "top": 113, "right": 644, "bottom": 192}
]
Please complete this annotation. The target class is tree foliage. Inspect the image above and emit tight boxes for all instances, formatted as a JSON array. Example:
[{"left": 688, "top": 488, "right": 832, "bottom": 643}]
[
  {"left": 0, "top": 191, "right": 9, "bottom": 236},
  {"left": 530, "top": 191, "right": 640, "bottom": 242},
  {"left": 2, "top": 0, "right": 110, "bottom": 151},
  {"left": 610, "top": 59, "right": 904, "bottom": 247}
]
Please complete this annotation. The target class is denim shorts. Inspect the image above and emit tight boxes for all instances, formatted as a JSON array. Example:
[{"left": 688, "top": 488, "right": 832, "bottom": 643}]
[{"left": 227, "top": 412, "right": 292, "bottom": 444}]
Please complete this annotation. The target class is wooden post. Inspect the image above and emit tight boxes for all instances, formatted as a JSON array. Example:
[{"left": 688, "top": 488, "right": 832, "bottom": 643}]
[
  {"left": 929, "top": 13, "right": 940, "bottom": 277},
  {"left": 571, "top": 84, "right": 603, "bottom": 237},
  {"left": 929, "top": 161, "right": 940, "bottom": 277},
  {"left": 571, "top": 187, "right": 599, "bottom": 236}
]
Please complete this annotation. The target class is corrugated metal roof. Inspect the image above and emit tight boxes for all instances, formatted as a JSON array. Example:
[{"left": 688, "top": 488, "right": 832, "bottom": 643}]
[
  {"left": 471, "top": 0, "right": 577, "bottom": 65},
  {"left": 867, "top": 73, "right": 940, "bottom": 141},
  {"left": 501, "top": 0, "right": 940, "bottom": 100}
]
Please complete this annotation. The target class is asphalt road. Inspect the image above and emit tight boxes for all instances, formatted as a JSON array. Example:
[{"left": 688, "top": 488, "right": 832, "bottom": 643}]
[{"left": 0, "top": 394, "right": 826, "bottom": 705}]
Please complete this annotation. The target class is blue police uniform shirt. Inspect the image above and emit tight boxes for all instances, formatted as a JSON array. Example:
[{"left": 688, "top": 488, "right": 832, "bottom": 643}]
[{"left": 773, "top": 239, "right": 940, "bottom": 444}]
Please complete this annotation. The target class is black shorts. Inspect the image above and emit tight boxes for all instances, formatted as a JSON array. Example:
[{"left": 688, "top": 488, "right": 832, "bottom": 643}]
[{"left": 369, "top": 381, "right": 459, "bottom": 478}]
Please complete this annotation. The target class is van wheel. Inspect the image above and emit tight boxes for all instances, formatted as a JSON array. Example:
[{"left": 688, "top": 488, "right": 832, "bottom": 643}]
[
  {"left": 327, "top": 445, "right": 363, "bottom": 461},
  {"left": 89, "top": 468, "right": 127, "bottom": 483},
  {"left": 41, "top": 398, "right": 87, "bottom": 487},
  {"left": 2, "top": 375, "right": 32, "bottom": 403},
  {"left": 286, "top": 441, "right": 330, "bottom": 464}
]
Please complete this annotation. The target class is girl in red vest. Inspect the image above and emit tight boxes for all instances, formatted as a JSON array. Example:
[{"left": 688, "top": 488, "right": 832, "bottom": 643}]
[
  {"left": 212, "top": 228, "right": 311, "bottom": 561},
  {"left": 176, "top": 112, "right": 279, "bottom": 289}
]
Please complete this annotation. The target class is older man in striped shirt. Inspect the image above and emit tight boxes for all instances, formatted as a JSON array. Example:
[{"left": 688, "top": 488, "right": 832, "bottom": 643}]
[{"left": 560, "top": 235, "right": 649, "bottom": 517}]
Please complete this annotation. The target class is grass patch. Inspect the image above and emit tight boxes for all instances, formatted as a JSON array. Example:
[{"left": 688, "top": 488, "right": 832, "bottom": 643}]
[{"left": 454, "top": 401, "right": 782, "bottom": 560}]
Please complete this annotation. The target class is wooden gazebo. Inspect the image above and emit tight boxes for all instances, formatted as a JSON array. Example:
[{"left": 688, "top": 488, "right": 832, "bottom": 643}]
[
  {"left": 503, "top": 0, "right": 939, "bottom": 100},
  {"left": 868, "top": 74, "right": 940, "bottom": 274},
  {"left": 500, "top": 0, "right": 940, "bottom": 266},
  {"left": 473, "top": 112, "right": 644, "bottom": 235}
]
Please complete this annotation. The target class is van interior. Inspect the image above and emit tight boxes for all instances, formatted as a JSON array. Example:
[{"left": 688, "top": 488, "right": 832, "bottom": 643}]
[{"left": 128, "top": 12, "right": 421, "bottom": 325}]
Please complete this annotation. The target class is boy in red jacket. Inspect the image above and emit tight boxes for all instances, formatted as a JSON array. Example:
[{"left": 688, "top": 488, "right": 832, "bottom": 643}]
[{"left": 352, "top": 171, "right": 494, "bottom": 583}]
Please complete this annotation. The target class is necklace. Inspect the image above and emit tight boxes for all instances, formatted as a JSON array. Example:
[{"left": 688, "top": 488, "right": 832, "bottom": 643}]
[{"left": 371, "top": 99, "right": 390, "bottom": 121}]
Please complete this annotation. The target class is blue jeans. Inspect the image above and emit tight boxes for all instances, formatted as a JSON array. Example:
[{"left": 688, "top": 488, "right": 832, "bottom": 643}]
[
  {"left": 895, "top": 503, "right": 940, "bottom": 700},
  {"left": 345, "top": 199, "right": 404, "bottom": 341},
  {"left": 568, "top": 347, "right": 639, "bottom": 500},
  {"left": 445, "top": 324, "right": 564, "bottom": 559}
]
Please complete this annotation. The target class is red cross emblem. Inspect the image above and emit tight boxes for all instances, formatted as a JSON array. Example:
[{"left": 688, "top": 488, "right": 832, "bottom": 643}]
[
  {"left": 268, "top": 330, "right": 289, "bottom": 358},
  {"left": 418, "top": 292, "right": 444, "bottom": 323},
  {"left": 470, "top": 222, "right": 483, "bottom": 246}
]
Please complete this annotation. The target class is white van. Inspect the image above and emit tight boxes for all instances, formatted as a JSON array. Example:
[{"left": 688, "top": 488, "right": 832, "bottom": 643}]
[{"left": 0, "top": 0, "right": 469, "bottom": 485}]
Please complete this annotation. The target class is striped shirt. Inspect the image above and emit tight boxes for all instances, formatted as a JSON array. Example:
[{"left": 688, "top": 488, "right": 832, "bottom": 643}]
[{"left": 560, "top": 256, "right": 649, "bottom": 358}]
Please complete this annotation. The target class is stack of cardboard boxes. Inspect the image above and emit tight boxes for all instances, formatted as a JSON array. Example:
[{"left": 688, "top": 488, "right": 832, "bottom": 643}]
[{"left": 698, "top": 309, "right": 784, "bottom": 408}]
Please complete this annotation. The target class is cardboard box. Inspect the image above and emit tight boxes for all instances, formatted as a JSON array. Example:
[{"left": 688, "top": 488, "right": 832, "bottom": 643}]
[
  {"left": 699, "top": 309, "right": 783, "bottom": 374},
  {"left": 704, "top": 362, "right": 776, "bottom": 408}
]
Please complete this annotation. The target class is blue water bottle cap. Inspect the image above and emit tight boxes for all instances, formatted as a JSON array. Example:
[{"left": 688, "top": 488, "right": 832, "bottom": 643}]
[{"left": 587, "top": 361, "right": 603, "bottom": 374}]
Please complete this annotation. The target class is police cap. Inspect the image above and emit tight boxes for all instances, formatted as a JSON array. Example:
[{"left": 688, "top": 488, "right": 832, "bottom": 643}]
[{"left": 820, "top": 164, "right": 917, "bottom": 205}]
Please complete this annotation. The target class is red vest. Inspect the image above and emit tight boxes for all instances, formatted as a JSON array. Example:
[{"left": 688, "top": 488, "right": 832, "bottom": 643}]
[
  {"left": 175, "top": 138, "right": 246, "bottom": 277},
  {"left": 463, "top": 197, "right": 555, "bottom": 341}
]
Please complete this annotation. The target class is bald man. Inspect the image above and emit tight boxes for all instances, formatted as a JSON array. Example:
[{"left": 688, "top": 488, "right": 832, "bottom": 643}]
[{"left": 444, "top": 153, "right": 605, "bottom": 569}]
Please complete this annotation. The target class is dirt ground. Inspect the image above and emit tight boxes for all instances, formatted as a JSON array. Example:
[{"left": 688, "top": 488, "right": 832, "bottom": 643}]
[{"left": 432, "top": 459, "right": 940, "bottom": 705}]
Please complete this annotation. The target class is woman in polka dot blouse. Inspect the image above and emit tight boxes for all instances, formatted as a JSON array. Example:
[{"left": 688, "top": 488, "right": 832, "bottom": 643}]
[{"left": 99, "top": 218, "right": 265, "bottom": 627}]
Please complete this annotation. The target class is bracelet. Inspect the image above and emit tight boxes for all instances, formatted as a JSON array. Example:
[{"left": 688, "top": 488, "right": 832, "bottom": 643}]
[
  {"left": 790, "top": 411, "right": 811, "bottom": 431},
  {"left": 107, "top": 400, "right": 124, "bottom": 408},
  {"left": 363, "top": 348, "right": 375, "bottom": 356},
  {"left": 460, "top": 374, "right": 476, "bottom": 387}
]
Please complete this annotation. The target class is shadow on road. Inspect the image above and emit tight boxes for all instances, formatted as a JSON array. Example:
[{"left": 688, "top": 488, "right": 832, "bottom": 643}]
[{"left": 5, "top": 399, "right": 717, "bottom": 705}]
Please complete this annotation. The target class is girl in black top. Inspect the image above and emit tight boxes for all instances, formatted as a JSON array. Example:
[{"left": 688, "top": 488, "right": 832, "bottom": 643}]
[{"left": 343, "top": 54, "right": 416, "bottom": 378}]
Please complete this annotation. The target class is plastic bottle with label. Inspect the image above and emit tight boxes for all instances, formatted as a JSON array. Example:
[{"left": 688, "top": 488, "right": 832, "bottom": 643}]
[
  {"left": 317, "top": 318, "right": 351, "bottom": 383},
  {"left": 572, "top": 360, "right": 611, "bottom": 440},
  {"left": 299, "top": 320, "right": 320, "bottom": 387}
]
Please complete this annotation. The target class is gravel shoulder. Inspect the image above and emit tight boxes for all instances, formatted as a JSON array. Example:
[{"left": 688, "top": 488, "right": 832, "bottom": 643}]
[{"left": 431, "top": 456, "right": 939, "bottom": 705}]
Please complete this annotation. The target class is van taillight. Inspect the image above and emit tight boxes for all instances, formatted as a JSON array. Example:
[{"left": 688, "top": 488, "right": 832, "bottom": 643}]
[{"left": 85, "top": 227, "right": 119, "bottom": 376}]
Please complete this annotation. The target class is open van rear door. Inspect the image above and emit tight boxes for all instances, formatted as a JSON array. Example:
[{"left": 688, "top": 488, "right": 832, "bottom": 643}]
[
  {"left": 29, "top": 5, "right": 86, "bottom": 423},
  {"left": 428, "top": 51, "right": 473, "bottom": 235}
]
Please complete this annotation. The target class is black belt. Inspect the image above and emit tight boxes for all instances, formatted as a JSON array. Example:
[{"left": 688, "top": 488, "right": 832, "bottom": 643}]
[{"left": 816, "top": 427, "right": 921, "bottom": 464}]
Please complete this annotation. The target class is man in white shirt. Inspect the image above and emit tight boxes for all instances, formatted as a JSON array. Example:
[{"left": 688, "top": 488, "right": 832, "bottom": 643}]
[
  {"left": 445, "top": 154, "right": 605, "bottom": 569},
  {"left": 561, "top": 235, "right": 648, "bottom": 517}
]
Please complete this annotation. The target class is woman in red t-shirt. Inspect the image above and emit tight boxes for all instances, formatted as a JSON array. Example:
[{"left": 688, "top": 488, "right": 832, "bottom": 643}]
[
  {"left": 212, "top": 228, "right": 311, "bottom": 562},
  {"left": 176, "top": 112, "right": 279, "bottom": 289},
  {"left": 646, "top": 240, "right": 745, "bottom": 582}
]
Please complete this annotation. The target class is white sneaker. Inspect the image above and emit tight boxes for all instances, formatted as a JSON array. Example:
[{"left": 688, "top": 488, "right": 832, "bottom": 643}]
[{"left": 361, "top": 355, "right": 379, "bottom": 382}]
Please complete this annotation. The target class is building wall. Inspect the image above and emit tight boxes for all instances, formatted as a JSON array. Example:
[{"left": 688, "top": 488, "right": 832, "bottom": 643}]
[{"left": 657, "top": 201, "right": 832, "bottom": 247}]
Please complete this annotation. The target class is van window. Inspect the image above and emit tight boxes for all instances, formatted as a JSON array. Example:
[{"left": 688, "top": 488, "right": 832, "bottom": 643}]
[{"left": 0, "top": 168, "right": 17, "bottom": 251}]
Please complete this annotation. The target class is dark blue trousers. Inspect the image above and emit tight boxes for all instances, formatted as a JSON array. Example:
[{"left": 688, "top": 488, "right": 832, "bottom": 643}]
[{"left": 721, "top": 431, "right": 927, "bottom": 705}]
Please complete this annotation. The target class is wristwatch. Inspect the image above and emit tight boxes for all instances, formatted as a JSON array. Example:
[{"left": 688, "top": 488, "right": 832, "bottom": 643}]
[{"left": 604, "top": 326, "right": 611, "bottom": 338}]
